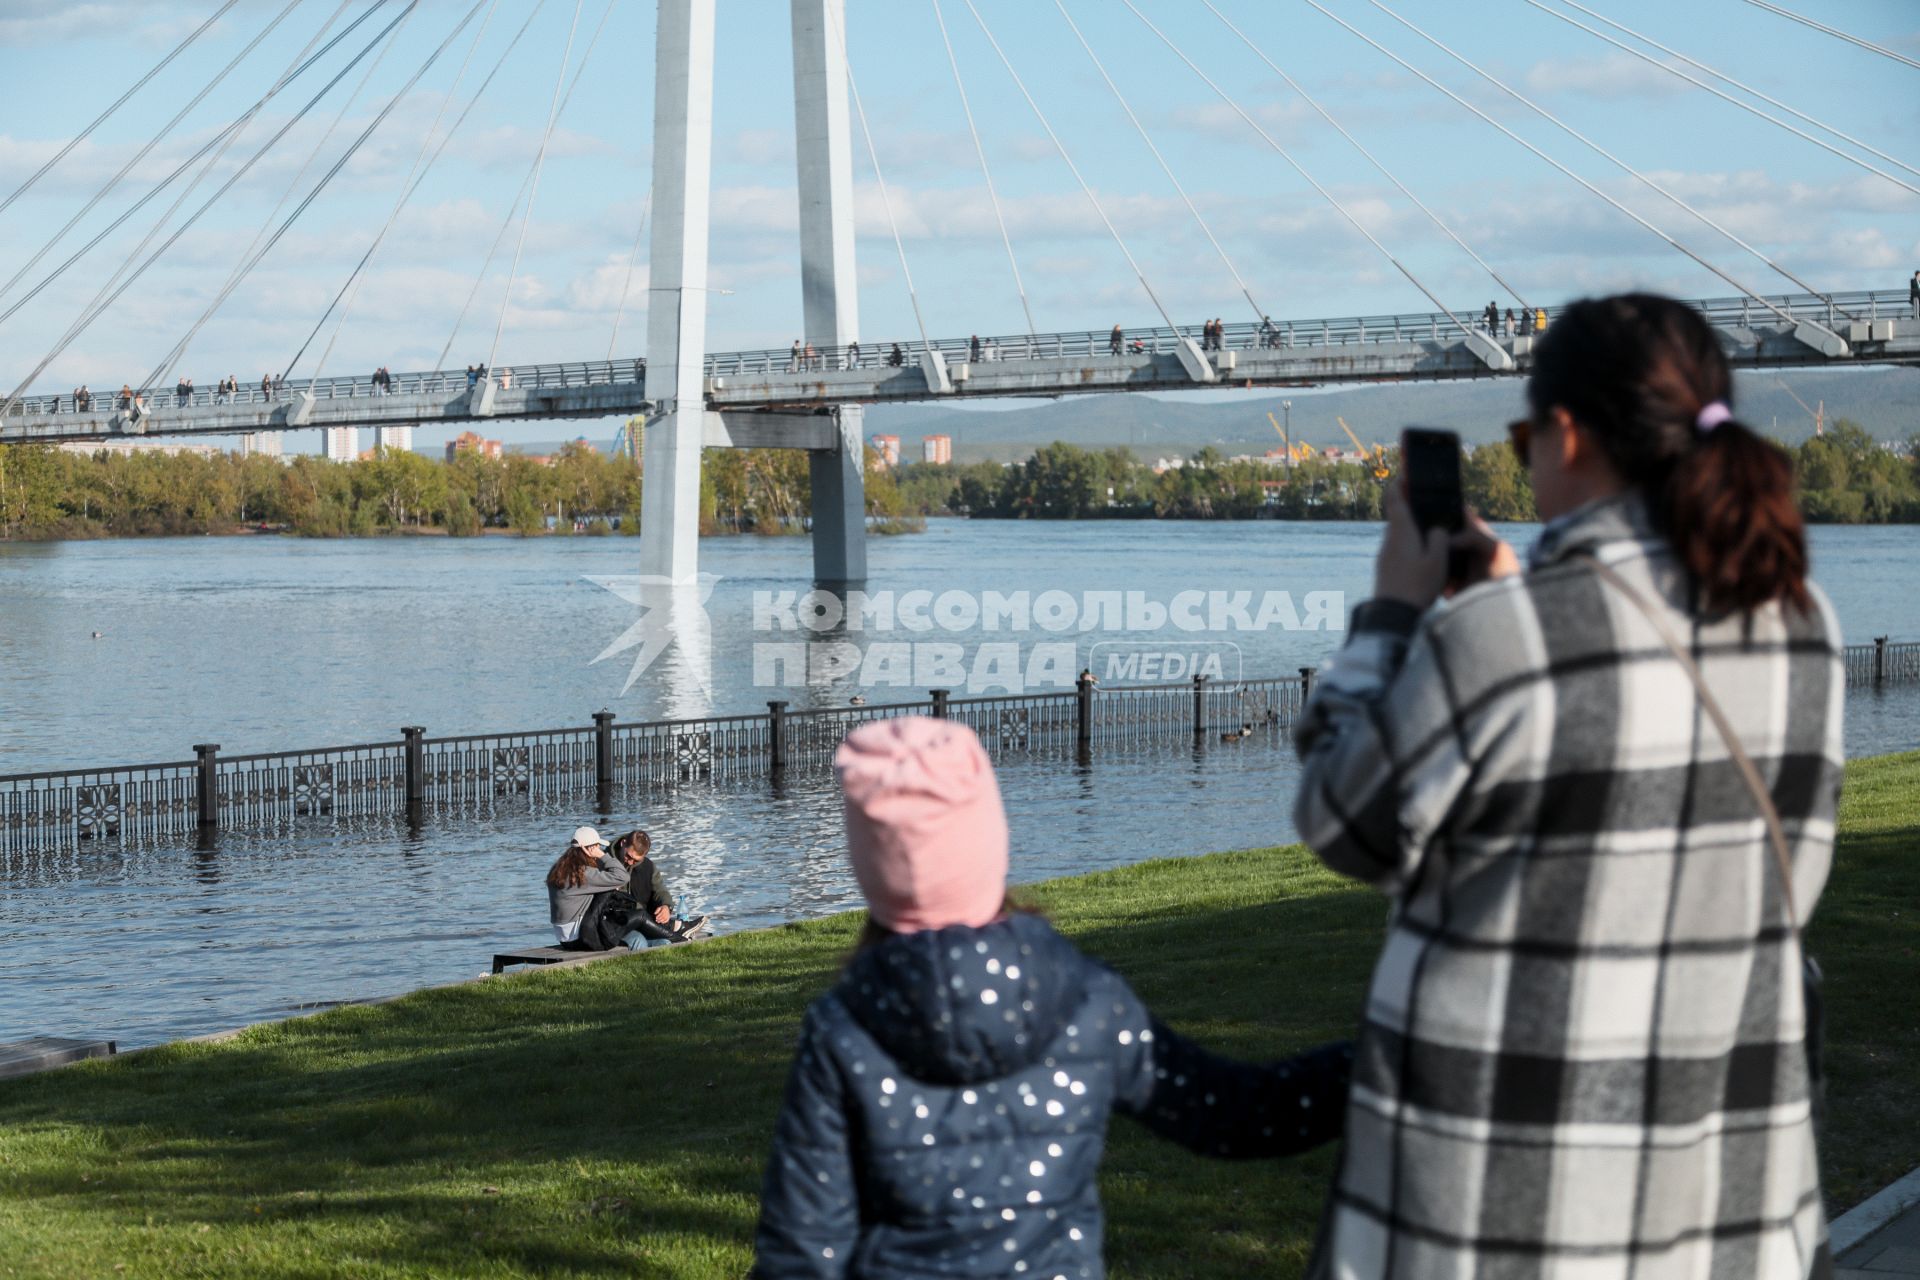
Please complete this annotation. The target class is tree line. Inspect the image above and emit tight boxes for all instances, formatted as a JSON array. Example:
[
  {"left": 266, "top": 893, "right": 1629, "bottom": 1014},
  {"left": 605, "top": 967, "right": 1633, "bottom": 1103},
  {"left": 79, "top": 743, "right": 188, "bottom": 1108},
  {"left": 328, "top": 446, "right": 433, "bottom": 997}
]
[
  {"left": 0, "top": 438, "right": 914, "bottom": 540},
  {"left": 889, "top": 423, "right": 1918, "bottom": 524},
  {"left": 0, "top": 421, "right": 1910, "bottom": 540}
]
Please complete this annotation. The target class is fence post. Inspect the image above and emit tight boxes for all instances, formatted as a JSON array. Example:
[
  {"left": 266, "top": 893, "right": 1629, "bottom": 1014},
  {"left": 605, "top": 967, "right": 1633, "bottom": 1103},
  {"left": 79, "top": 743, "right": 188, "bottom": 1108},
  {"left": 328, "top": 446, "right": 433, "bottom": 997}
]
[
  {"left": 193, "top": 743, "right": 220, "bottom": 829},
  {"left": 930, "top": 689, "right": 950, "bottom": 719},
  {"left": 1299, "top": 666, "right": 1316, "bottom": 706},
  {"left": 1076, "top": 672, "right": 1094, "bottom": 749},
  {"left": 401, "top": 726, "right": 424, "bottom": 807},
  {"left": 1875, "top": 636, "right": 1888, "bottom": 685},
  {"left": 593, "top": 710, "right": 617, "bottom": 789},
  {"left": 1192, "top": 674, "right": 1209, "bottom": 739},
  {"left": 767, "top": 700, "right": 788, "bottom": 774}
]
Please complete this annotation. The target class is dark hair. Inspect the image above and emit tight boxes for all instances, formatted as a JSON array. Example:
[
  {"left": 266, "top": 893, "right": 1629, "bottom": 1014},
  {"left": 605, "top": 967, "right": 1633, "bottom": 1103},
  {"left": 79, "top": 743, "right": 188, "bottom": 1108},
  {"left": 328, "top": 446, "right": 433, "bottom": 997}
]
[
  {"left": 1526, "top": 293, "right": 1808, "bottom": 615},
  {"left": 613, "top": 829, "right": 652, "bottom": 860},
  {"left": 545, "top": 843, "right": 597, "bottom": 890}
]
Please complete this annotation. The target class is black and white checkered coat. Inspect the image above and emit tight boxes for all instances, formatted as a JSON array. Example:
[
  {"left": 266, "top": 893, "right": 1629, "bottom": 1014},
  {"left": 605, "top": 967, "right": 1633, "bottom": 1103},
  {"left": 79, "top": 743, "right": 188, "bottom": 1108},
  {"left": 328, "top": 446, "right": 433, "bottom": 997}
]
[{"left": 1293, "top": 495, "right": 1845, "bottom": 1279}]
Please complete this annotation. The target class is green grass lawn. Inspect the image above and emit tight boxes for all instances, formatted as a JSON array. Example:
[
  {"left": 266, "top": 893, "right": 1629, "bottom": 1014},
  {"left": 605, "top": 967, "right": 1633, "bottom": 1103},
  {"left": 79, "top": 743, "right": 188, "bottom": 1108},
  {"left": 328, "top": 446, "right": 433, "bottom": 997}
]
[{"left": 1, "top": 752, "right": 1915, "bottom": 1278}]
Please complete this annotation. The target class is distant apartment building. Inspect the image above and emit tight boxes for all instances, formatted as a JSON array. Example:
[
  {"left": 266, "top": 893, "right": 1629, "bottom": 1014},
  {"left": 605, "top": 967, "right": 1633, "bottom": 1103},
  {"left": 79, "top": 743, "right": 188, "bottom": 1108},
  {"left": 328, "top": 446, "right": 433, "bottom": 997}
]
[
  {"left": 240, "top": 433, "right": 283, "bottom": 459},
  {"left": 871, "top": 434, "right": 900, "bottom": 469},
  {"left": 921, "top": 434, "right": 952, "bottom": 465},
  {"left": 323, "top": 426, "right": 360, "bottom": 462},
  {"left": 445, "top": 430, "right": 503, "bottom": 462},
  {"left": 376, "top": 424, "right": 415, "bottom": 454}
]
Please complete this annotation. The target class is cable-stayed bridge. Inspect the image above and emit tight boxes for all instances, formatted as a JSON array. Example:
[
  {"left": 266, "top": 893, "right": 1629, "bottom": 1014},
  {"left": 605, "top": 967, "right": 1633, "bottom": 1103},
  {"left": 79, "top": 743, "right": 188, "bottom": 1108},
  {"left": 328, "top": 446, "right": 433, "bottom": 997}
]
[
  {"left": 5, "top": 288, "right": 1915, "bottom": 448},
  {"left": 2, "top": 0, "right": 1915, "bottom": 582}
]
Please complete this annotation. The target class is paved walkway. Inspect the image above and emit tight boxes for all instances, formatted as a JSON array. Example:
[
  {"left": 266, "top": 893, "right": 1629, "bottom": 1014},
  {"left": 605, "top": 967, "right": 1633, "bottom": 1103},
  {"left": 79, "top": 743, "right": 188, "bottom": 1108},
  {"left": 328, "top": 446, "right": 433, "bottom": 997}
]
[{"left": 1838, "top": 1167, "right": 1920, "bottom": 1278}]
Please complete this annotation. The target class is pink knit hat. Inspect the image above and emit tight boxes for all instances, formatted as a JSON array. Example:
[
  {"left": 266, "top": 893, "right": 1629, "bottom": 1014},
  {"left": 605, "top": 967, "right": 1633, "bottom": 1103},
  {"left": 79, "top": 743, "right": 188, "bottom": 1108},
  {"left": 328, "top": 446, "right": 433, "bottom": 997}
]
[{"left": 834, "top": 717, "right": 1010, "bottom": 933}]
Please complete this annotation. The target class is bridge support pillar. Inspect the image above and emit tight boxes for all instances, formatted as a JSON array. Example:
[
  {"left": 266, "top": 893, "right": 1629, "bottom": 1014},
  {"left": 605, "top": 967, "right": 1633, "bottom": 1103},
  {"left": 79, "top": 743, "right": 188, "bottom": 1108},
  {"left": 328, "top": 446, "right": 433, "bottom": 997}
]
[
  {"left": 639, "top": 0, "right": 717, "bottom": 585},
  {"left": 793, "top": 0, "right": 865, "bottom": 583}
]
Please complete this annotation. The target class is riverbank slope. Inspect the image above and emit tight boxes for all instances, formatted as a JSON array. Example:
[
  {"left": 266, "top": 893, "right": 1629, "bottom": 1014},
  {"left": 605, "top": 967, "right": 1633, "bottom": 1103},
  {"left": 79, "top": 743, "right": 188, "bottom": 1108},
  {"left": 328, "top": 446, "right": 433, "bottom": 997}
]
[{"left": 1, "top": 751, "right": 1914, "bottom": 1278}]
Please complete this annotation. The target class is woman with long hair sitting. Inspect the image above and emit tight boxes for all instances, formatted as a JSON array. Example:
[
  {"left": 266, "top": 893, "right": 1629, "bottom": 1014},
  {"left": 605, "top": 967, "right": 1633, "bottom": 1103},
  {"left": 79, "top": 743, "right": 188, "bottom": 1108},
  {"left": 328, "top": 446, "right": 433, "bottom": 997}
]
[{"left": 546, "top": 826, "right": 639, "bottom": 951}]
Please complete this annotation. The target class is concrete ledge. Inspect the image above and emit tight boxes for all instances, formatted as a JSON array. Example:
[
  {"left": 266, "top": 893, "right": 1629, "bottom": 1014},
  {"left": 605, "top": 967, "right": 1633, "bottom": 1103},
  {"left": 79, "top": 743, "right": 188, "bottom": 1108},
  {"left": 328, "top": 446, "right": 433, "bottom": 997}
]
[
  {"left": 1834, "top": 1164, "right": 1920, "bottom": 1256},
  {"left": 0, "top": 1037, "right": 116, "bottom": 1080}
]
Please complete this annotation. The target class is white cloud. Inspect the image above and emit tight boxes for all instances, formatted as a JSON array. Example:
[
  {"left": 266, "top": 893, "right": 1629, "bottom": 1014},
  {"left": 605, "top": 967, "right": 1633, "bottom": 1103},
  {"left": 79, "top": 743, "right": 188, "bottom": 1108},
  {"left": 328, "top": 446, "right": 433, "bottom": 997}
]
[{"left": 1521, "top": 52, "right": 1693, "bottom": 102}]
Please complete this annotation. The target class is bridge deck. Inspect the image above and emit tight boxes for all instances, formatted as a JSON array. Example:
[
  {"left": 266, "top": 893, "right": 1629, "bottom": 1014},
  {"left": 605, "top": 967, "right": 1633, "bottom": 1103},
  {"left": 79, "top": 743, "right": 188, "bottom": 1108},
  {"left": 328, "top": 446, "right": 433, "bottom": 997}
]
[{"left": 6, "top": 289, "right": 1911, "bottom": 446}]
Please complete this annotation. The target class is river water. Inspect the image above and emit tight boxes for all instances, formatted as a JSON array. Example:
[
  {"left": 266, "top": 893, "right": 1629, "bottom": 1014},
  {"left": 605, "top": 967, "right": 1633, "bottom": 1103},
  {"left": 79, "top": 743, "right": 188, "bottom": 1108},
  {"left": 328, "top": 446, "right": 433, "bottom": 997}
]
[{"left": 2, "top": 521, "right": 1916, "bottom": 1047}]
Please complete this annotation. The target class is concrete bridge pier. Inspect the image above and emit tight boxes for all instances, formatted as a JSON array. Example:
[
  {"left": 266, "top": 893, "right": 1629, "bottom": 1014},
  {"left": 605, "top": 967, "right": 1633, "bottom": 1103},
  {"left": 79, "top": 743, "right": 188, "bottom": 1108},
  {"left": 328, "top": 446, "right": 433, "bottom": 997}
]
[
  {"left": 792, "top": 0, "right": 866, "bottom": 583},
  {"left": 638, "top": 0, "right": 716, "bottom": 585}
]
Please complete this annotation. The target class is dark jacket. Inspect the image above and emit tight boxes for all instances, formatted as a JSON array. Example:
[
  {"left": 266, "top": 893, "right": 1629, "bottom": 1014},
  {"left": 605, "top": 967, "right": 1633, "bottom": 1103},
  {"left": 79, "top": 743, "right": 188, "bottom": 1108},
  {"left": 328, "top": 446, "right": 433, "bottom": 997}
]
[
  {"left": 753, "top": 913, "right": 1351, "bottom": 1279},
  {"left": 624, "top": 855, "right": 674, "bottom": 917}
]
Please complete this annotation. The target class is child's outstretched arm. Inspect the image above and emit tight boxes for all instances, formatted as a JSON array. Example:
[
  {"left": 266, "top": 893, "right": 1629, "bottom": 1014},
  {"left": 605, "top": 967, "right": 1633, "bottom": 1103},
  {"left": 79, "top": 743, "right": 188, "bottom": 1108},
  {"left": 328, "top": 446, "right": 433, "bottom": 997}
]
[
  {"left": 1108, "top": 981, "right": 1353, "bottom": 1159},
  {"left": 752, "top": 1006, "right": 861, "bottom": 1278}
]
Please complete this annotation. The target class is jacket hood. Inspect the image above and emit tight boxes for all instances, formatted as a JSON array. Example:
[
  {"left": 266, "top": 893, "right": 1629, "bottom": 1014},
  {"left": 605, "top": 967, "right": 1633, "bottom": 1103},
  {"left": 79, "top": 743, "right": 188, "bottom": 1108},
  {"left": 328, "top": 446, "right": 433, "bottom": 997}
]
[{"left": 837, "top": 913, "right": 1088, "bottom": 1086}]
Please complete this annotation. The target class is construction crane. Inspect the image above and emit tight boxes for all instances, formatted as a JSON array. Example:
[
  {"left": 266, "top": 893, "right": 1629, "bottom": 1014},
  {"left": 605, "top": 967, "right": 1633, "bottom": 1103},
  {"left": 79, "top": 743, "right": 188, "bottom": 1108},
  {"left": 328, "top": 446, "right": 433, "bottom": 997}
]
[{"left": 1336, "top": 416, "right": 1392, "bottom": 480}]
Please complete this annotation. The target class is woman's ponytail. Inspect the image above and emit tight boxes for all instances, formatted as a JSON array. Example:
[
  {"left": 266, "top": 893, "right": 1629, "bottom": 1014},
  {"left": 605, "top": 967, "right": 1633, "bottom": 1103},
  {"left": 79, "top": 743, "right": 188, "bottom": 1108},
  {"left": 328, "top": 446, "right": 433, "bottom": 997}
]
[
  {"left": 1666, "top": 416, "right": 1809, "bottom": 616},
  {"left": 1528, "top": 294, "right": 1811, "bottom": 617},
  {"left": 545, "top": 843, "right": 595, "bottom": 890}
]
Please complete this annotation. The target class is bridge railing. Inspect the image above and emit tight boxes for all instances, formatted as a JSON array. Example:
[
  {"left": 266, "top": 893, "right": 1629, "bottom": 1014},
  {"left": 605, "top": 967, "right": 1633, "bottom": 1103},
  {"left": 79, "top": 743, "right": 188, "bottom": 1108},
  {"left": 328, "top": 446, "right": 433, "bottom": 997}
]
[{"left": 9, "top": 288, "right": 1908, "bottom": 420}]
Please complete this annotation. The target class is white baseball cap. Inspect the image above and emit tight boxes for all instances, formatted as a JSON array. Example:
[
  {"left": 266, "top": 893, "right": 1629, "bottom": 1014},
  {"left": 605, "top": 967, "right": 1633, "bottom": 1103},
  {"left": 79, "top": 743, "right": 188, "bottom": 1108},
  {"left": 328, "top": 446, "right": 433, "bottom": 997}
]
[{"left": 570, "top": 825, "right": 605, "bottom": 850}]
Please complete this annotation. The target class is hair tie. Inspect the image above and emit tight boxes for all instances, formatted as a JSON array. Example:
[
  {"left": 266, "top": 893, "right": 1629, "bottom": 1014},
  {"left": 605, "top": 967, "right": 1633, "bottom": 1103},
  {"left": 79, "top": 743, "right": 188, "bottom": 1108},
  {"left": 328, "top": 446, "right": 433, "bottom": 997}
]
[{"left": 1695, "top": 401, "right": 1733, "bottom": 434}]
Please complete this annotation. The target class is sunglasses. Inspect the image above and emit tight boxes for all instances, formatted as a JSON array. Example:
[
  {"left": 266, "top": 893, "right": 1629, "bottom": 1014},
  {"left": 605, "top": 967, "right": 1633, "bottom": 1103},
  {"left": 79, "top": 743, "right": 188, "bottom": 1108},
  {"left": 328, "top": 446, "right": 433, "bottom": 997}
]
[{"left": 1507, "top": 418, "right": 1535, "bottom": 467}]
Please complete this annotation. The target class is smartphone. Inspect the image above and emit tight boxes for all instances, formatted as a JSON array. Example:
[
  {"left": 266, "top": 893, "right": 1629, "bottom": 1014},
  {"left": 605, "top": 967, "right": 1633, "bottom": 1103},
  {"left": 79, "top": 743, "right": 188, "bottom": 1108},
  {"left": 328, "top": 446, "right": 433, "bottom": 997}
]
[{"left": 1401, "top": 428, "right": 1465, "bottom": 534}]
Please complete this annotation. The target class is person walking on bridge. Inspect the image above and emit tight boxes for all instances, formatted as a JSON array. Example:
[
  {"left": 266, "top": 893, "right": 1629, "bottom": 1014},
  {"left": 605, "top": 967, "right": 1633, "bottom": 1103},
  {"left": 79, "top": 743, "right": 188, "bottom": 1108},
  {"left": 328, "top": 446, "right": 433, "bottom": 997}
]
[
  {"left": 1909, "top": 267, "right": 1918, "bottom": 319},
  {"left": 1109, "top": 324, "right": 1123, "bottom": 356},
  {"left": 1293, "top": 292, "right": 1841, "bottom": 1279}
]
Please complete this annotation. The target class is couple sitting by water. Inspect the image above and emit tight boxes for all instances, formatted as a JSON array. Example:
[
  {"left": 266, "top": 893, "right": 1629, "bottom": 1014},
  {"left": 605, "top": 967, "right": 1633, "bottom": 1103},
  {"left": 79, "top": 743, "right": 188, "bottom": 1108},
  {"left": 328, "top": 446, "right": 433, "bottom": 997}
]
[{"left": 545, "top": 826, "right": 708, "bottom": 950}]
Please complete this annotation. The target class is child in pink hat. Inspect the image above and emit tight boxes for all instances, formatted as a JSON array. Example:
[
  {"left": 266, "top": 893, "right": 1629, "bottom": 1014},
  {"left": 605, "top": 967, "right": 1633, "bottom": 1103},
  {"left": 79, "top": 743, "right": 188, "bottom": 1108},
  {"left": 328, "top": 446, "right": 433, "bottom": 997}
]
[{"left": 753, "top": 717, "right": 1352, "bottom": 1279}]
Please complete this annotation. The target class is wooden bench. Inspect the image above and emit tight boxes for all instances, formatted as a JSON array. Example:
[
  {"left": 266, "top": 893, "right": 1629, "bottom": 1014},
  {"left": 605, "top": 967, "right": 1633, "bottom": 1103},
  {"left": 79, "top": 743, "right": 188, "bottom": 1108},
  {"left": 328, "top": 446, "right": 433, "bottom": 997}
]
[
  {"left": 490, "top": 946, "right": 632, "bottom": 975},
  {"left": 0, "top": 1036, "right": 117, "bottom": 1080}
]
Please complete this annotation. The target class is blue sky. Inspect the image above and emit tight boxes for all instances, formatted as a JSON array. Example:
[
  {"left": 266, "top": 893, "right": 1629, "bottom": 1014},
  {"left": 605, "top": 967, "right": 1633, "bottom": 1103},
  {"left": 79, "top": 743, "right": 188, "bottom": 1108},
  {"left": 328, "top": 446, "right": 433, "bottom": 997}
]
[{"left": 1, "top": 0, "right": 1916, "bottom": 450}]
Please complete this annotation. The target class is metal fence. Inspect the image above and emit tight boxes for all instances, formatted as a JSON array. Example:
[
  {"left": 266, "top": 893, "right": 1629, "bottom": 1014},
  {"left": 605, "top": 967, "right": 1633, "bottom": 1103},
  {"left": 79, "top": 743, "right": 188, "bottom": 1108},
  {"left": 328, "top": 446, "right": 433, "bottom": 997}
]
[
  {"left": 0, "top": 671, "right": 1314, "bottom": 854},
  {"left": 1845, "top": 636, "right": 1920, "bottom": 687},
  {"left": 5, "top": 639, "right": 1910, "bottom": 853}
]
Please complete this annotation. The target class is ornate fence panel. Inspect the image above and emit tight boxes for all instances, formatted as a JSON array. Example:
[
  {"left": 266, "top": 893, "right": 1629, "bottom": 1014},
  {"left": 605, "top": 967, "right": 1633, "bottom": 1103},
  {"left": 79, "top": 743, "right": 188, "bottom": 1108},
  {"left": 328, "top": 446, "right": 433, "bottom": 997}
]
[
  {"left": 1843, "top": 639, "right": 1920, "bottom": 686},
  {"left": 611, "top": 715, "right": 771, "bottom": 788},
  {"left": 783, "top": 701, "right": 933, "bottom": 772},
  {"left": 217, "top": 743, "right": 406, "bottom": 824},
  {"left": 944, "top": 691, "right": 1077, "bottom": 759},
  {"left": 420, "top": 729, "right": 597, "bottom": 804},
  {"left": 0, "top": 760, "right": 199, "bottom": 852},
  {"left": 1091, "top": 681, "right": 1194, "bottom": 745},
  {"left": 1888, "top": 641, "right": 1920, "bottom": 684}
]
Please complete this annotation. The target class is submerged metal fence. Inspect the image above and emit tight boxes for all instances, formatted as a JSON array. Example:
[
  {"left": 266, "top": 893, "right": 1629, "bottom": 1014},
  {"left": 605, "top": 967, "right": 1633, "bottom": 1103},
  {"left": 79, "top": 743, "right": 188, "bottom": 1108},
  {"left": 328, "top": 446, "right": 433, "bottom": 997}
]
[
  {"left": 3, "top": 641, "right": 1909, "bottom": 854},
  {"left": 0, "top": 671, "right": 1315, "bottom": 854}
]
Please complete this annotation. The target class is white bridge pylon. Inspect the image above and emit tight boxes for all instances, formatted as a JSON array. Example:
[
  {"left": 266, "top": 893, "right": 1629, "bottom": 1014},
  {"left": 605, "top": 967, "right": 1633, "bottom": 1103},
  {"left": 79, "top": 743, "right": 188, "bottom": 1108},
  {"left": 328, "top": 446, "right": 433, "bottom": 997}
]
[{"left": 641, "top": 0, "right": 868, "bottom": 586}]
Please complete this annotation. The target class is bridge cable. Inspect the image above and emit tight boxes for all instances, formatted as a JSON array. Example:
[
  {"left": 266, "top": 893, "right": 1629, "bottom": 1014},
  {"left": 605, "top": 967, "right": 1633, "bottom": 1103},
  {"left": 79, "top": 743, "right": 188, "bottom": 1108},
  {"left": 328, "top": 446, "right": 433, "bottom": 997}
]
[
  {"left": 155, "top": 0, "right": 434, "bottom": 393},
  {"left": 150, "top": 0, "right": 491, "bottom": 398},
  {"left": 0, "top": 0, "right": 381, "bottom": 326},
  {"left": 0, "top": 0, "right": 305, "bottom": 312},
  {"left": 434, "top": 0, "right": 612, "bottom": 373},
  {"left": 1123, "top": 0, "right": 1473, "bottom": 337},
  {"left": 279, "top": 0, "right": 552, "bottom": 382},
  {"left": 0, "top": 0, "right": 371, "bottom": 414},
  {"left": 302, "top": 0, "right": 510, "bottom": 388},
  {"left": 834, "top": 3, "right": 936, "bottom": 359},
  {"left": 0, "top": 0, "right": 243, "bottom": 219},
  {"left": 3, "top": 0, "right": 479, "bottom": 418},
  {"left": 1302, "top": 0, "right": 1798, "bottom": 328},
  {"left": 1546, "top": 0, "right": 1920, "bottom": 185},
  {"left": 1369, "top": 1, "right": 1857, "bottom": 318},
  {"left": 1199, "top": 0, "right": 1529, "bottom": 315},
  {"left": 961, "top": 0, "right": 1186, "bottom": 339},
  {"left": 1522, "top": 0, "right": 1920, "bottom": 200},
  {"left": 1056, "top": 0, "right": 1268, "bottom": 322},
  {"left": 1739, "top": 0, "right": 1920, "bottom": 73},
  {"left": 931, "top": 0, "right": 1037, "bottom": 335},
  {"left": 607, "top": 185, "right": 653, "bottom": 361},
  {"left": 484, "top": 0, "right": 588, "bottom": 378}
]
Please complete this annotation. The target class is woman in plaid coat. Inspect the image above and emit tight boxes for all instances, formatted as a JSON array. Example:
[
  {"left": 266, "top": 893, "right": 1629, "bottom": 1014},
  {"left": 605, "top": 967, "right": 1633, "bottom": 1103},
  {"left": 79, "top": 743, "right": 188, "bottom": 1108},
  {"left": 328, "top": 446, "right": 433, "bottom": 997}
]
[{"left": 1294, "top": 294, "right": 1843, "bottom": 1279}]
